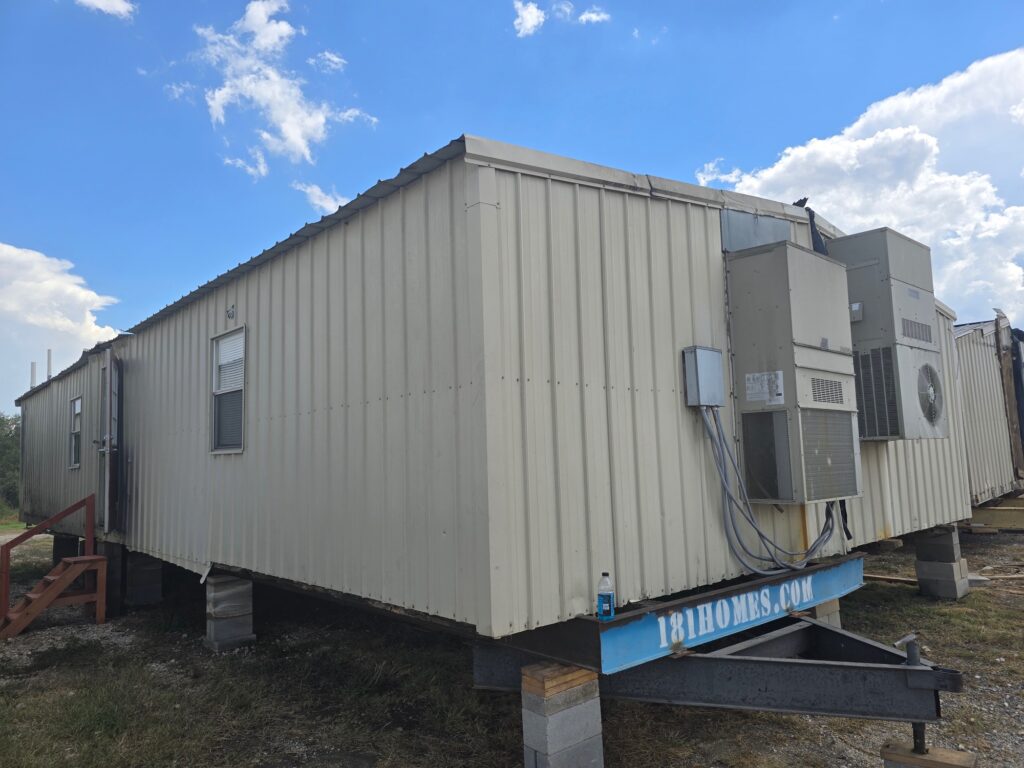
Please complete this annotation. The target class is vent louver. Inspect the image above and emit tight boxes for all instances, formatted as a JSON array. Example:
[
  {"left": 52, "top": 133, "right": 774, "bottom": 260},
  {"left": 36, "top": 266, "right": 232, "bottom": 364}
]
[
  {"left": 801, "top": 409, "right": 858, "bottom": 499},
  {"left": 811, "top": 377, "right": 844, "bottom": 404},
  {"left": 901, "top": 318, "right": 933, "bottom": 343},
  {"left": 854, "top": 347, "right": 901, "bottom": 438}
]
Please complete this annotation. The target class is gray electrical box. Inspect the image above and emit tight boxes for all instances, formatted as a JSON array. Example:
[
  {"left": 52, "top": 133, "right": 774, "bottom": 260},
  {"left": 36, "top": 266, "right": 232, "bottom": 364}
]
[
  {"left": 726, "top": 241, "right": 861, "bottom": 503},
  {"left": 683, "top": 346, "right": 725, "bottom": 406},
  {"left": 828, "top": 228, "right": 947, "bottom": 440}
]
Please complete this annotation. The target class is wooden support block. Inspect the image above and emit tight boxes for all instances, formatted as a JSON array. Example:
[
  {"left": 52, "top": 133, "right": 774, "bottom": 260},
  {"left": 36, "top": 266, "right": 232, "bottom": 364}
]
[
  {"left": 958, "top": 524, "right": 999, "bottom": 535},
  {"left": 865, "top": 574, "right": 918, "bottom": 585},
  {"left": 522, "top": 663, "right": 598, "bottom": 699},
  {"left": 880, "top": 742, "right": 976, "bottom": 767}
]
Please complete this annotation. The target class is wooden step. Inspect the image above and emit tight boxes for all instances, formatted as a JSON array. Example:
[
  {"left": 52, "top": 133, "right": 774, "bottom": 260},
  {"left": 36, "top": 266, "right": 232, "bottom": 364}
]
[
  {"left": 1, "top": 555, "right": 107, "bottom": 640},
  {"left": 62, "top": 556, "right": 106, "bottom": 565}
]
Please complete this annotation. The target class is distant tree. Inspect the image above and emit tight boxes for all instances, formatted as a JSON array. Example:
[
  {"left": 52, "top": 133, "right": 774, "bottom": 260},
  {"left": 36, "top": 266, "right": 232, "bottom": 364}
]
[{"left": 0, "top": 412, "right": 19, "bottom": 510}]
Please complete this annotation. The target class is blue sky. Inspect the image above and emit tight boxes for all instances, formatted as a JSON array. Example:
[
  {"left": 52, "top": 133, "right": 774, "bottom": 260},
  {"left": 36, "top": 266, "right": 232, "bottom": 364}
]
[{"left": 1, "top": 0, "right": 1023, "bottom": 410}]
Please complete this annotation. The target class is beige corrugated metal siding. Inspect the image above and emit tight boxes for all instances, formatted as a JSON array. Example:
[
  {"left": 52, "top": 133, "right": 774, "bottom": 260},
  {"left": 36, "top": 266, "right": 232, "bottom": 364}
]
[
  {"left": 114, "top": 156, "right": 491, "bottom": 625},
  {"left": 471, "top": 151, "right": 826, "bottom": 635},
  {"left": 805, "top": 304, "right": 970, "bottom": 549},
  {"left": 955, "top": 323, "right": 1018, "bottom": 504},
  {"left": 19, "top": 355, "right": 102, "bottom": 536},
  {"left": 17, "top": 136, "right": 973, "bottom": 638}
]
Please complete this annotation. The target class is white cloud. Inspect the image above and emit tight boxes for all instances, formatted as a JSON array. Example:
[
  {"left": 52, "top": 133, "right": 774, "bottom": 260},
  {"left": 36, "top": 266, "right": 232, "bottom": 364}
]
[
  {"left": 711, "top": 48, "right": 1024, "bottom": 325},
  {"left": 552, "top": 1, "right": 574, "bottom": 21},
  {"left": 695, "top": 159, "right": 741, "bottom": 187},
  {"left": 164, "top": 81, "right": 196, "bottom": 101},
  {"left": 632, "top": 27, "right": 639, "bottom": 39},
  {"left": 74, "top": 0, "right": 135, "bottom": 19},
  {"left": 1012, "top": 100, "right": 1024, "bottom": 125},
  {"left": 307, "top": 50, "right": 347, "bottom": 73},
  {"left": 233, "top": 0, "right": 297, "bottom": 53},
  {"left": 291, "top": 181, "right": 349, "bottom": 214},
  {"left": 577, "top": 6, "right": 610, "bottom": 24},
  {"left": 513, "top": 1, "right": 546, "bottom": 37},
  {"left": 196, "top": 0, "right": 376, "bottom": 165},
  {"left": 335, "top": 107, "right": 377, "bottom": 126},
  {"left": 224, "top": 147, "right": 269, "bottom": 180},
  {"left": 0, "top": 243, "right": 117, "bottom": 410}
]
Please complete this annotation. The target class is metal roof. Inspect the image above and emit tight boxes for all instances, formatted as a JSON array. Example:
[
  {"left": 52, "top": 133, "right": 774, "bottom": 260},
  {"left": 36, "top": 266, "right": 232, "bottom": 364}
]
[{"left": 14, "top": 337, "right": 122, "bottom": 406}]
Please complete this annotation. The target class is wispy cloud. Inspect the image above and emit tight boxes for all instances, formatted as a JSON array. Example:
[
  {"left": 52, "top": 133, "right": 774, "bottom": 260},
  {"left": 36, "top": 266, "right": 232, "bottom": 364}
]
[
  {"left": 74, "top": 0, "right": 136, "bottom": 19},
  {"left": 307, "top": 50, "right": 347, "bottom": 73},
  {"left": 224, "top": 147, "right": 269, "bottom": 180},
  {"left": 196, "top": 0, "right": 376, "bottom": 166},
  {"left": 164, "top": 81, "right": 196, "bottom": 102},
  {"left": 291, "top": 181, "right": 349, "bottom": 214},
  {"left": 1012, "top": 100, "right": 1024, "bottom": 125},
  {"left": 551, "top": 1, "right": 574, "bottom": 21},
  {"left": 513, "top": 1, "right": 546, "bottom": 37},
  {"left": 577, "top": 6, "right": 610, "bottom": 24},
  {"left": 0, "top": 242, "right": 117, "bottom": 408},
  {"left": 695, "top": 159, "right": 741, "bottom": 187}
]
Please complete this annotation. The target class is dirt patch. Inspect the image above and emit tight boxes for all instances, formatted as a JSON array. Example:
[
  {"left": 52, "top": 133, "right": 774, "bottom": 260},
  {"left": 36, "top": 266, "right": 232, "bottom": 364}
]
[{"left": 2, "top": 533, "right": 1022, "bottom": 767}]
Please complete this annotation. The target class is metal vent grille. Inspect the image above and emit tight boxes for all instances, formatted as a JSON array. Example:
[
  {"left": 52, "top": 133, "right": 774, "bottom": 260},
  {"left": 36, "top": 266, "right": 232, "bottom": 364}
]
[
  {"left": 901, "top": 318, "right": 933, "bottom": 343},
  {"left": 811, "top": 377, "right": 844, "bottom": 404},
  {"left": 801, "top": 409, "right": 858, "bottom": 500},
  {"left": 854, "top": 347, "right": 901, "bottom": 438}
]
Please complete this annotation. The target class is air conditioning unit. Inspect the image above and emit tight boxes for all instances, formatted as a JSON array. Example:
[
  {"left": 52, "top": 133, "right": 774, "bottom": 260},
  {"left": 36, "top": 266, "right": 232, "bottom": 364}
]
[
  {"left": 828, "top": 228, "right": 947, "bottom": 440},
  {"left": 726, "top": 241, "right": 861, "bottom": 503}
]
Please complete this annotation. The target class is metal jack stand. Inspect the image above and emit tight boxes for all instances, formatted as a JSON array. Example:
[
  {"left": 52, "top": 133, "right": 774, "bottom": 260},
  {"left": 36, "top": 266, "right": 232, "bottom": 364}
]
[{"left": 895, "top": 633, "right": 928, "bottom": 755}]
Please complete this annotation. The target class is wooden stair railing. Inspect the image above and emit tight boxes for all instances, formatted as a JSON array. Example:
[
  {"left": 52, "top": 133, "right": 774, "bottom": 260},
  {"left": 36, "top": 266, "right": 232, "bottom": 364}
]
[{"left": 0, "top": 494, "right": 107, "bottom": 640}]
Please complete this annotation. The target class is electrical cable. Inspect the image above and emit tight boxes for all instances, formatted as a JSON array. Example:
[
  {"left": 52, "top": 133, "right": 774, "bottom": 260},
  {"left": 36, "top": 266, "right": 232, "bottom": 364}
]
[{"left": 699, "top": 404, "right": 837, "bottom": 575}]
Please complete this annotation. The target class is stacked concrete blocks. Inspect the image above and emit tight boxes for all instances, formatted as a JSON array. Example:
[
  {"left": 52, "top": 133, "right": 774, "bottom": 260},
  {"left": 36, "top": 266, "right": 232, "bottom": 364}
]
[
  {"left": 914, "top": 527, "right": 970, "bottom": 600},
  {"left": 522, "top": 663, "right": 604, "bottom": 768},
  {"left": 204, "top": 574, "right": 256, "bottom": 652},
  {"left": 810, "top": 598, "right": 842, "bottom": 628}
]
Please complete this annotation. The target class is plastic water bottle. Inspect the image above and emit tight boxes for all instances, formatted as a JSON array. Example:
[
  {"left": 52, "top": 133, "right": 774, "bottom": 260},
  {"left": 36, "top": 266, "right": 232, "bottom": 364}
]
[{"left": 596, "top": 572, "right": 615, "bottom": 621}]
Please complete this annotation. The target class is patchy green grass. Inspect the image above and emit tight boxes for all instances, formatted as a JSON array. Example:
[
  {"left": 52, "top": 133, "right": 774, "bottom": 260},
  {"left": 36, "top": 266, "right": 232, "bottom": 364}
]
[
  {"left": 5, "top": 537, "right": 51, "bottom": 586},
  {"left": 1, "top": 534, "right": 1022, "bottom": 767},
  {"left": 0, "top": 502, "right": 24, "bottom": 535}
]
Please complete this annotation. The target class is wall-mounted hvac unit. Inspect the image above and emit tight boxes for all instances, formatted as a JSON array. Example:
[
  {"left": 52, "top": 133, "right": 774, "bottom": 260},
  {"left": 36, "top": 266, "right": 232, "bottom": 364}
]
[
  {"left": 726, "top": 241, "right": 861, "bottom": 504},
  {"left": 828, "top": 228, "right": 947, "bottom": 440}
]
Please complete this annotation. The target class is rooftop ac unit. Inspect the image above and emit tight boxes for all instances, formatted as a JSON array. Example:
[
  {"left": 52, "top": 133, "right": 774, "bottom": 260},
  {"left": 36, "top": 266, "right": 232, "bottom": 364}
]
[
  {"left": 726, "top": 241, "right": 861, "bottom": 503},
  {"left": 828, "top": 228, "right": 947, "bottom": 440}
]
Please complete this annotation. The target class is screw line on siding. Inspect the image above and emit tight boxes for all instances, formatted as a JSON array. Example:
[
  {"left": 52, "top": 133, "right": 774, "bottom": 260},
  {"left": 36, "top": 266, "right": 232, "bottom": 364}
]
[
  {"left": 543, "top": 177, "right": 567, "bottom": 619},
  {"left": 513, "top": 172, "right": 535, "bottom": 628},
  {"left": 645, "top": 197, "right": 671, "bottom": 593},
  {"left": 597, "top": 187, "right": 622, "bottom": 607},
  {"left": 572, "top": 182, "right": 596, "bottom": 610},
  {"left": 622, "top": 195, "right": 647, "bottom": 598}
]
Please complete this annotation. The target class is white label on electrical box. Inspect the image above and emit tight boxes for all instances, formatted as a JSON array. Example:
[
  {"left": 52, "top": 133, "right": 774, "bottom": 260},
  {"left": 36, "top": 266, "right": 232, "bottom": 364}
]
[{"left": 746, "top": 371, "right": 784, "bottom": 405}]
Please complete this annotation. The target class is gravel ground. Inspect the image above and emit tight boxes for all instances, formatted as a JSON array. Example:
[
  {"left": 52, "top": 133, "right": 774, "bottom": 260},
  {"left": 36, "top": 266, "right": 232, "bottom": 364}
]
[{"left": 2, "top": 532, "right": 1023, "bottom": 767}]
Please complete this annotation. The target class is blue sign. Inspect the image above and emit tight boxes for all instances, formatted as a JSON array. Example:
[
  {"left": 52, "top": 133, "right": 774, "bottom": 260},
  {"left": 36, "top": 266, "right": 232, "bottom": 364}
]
[{"left": 598, "top": 557, "right": 864, "bottom": 674}]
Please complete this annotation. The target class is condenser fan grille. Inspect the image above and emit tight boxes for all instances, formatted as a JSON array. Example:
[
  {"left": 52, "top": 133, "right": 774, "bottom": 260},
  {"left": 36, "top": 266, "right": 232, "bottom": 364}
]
[{"left": 918, "top": 364, "right": 943, "bottom": 424}]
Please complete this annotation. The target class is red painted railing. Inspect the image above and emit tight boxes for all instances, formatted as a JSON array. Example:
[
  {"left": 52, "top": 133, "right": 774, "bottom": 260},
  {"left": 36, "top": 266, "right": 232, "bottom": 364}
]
[{"left": 1, "top": 494, "right": 95, "bottom": 619}]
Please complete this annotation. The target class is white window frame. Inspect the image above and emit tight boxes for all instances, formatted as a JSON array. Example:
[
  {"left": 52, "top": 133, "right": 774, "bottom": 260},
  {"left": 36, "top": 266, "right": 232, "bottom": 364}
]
[
  {"left": 69, "top": 396, "right": 82, "bottom": 469},
  {"left": 211, "top": 326, "right": 246, "bottom": 454}
]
